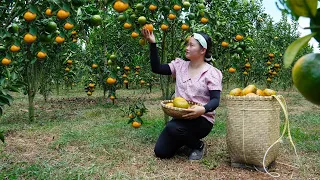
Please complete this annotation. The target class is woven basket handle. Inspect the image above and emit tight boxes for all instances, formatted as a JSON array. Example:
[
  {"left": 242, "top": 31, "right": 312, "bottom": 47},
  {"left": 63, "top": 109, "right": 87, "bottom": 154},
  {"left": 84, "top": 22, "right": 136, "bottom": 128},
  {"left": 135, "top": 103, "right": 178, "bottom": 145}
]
[{"left": 262, "top": 95, "right": 300, "bottom": 177}]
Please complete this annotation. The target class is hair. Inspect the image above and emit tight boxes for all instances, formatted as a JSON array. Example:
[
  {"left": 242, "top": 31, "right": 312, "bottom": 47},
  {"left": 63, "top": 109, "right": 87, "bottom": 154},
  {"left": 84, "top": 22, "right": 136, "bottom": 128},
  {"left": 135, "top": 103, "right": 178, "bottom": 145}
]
[{"left": 194, "top": 32, "right": 213, "bottom": 63}]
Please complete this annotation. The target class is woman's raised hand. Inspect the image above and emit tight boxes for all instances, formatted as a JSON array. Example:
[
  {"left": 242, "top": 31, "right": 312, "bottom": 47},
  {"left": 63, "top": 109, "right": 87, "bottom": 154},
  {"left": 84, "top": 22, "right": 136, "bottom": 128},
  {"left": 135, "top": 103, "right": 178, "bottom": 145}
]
[{"left": 141, "top": 29, "right": 156, "bottom": 43}]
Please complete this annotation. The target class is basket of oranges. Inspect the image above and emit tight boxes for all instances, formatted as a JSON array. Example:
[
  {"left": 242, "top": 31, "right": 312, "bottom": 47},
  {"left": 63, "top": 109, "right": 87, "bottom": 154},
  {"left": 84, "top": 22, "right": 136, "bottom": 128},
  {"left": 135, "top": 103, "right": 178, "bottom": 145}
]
[{"left": 161, "top": 97, "right": 202, "bottom": 119}]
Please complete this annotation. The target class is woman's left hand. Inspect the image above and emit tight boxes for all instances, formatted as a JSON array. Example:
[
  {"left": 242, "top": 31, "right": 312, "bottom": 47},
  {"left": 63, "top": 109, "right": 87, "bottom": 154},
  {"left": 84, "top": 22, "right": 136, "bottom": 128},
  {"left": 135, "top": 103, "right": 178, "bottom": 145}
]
[{"left": 182, "top": 105, "right": 206, "bottom": 119}]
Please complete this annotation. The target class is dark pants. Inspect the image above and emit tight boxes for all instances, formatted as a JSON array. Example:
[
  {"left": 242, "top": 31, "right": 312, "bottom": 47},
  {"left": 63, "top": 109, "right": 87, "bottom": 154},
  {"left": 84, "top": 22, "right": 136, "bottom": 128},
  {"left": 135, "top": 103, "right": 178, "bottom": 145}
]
[{"left": 154, "top": 116, "right": 213, "bottom": 158}]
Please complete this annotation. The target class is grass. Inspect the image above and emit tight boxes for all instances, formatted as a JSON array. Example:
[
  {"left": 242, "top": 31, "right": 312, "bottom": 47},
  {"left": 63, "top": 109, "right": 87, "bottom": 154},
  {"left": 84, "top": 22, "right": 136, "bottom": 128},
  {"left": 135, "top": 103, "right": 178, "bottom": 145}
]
[{"left": 0, "top": 86, "right": 319, "bottom": 179}]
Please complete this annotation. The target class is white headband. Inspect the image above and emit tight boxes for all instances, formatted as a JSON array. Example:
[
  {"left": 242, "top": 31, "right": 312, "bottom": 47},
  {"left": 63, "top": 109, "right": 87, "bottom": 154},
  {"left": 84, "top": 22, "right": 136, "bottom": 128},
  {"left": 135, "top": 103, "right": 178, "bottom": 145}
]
[{"left": 192, "top": 33, "right": 207, "bottom": 49}]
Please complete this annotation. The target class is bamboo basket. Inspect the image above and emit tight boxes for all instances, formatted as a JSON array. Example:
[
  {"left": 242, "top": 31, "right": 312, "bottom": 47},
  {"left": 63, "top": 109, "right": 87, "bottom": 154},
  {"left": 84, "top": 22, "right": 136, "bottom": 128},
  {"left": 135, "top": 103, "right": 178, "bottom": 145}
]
[
  {"left": 225, "top": 95, "right": 281, "bottom": 169},
  {"left": 160, "top": 100, "right": 202, "bottom": 119}
]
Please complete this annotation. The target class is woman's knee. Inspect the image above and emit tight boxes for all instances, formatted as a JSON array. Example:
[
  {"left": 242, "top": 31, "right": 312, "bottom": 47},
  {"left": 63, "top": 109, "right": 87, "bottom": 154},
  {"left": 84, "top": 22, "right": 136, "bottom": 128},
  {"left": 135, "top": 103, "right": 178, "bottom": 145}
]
[
  {"left": 166, "top": 121, "right": 187, "bottom": 137},
  {"left": 154, "top": 145, "right": 174, "bottom": 159}
]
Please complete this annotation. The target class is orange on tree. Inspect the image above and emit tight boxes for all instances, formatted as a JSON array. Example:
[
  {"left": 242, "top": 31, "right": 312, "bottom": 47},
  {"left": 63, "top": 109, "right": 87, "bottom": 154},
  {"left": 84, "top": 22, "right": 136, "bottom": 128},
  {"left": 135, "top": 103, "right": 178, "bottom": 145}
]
[
  {"left": 135, "top": 71, "right": 139, "bottom": 75},
  {"left": 45, "top": 8, "right": 53, "bottom": 16},
  {"left": 57, "top": 9, "right": 70, "bottom": 19},
  {"left": 65, "top": 67, "right": 70, "bottom": 72},
  {"left": 266, "top": 61, "right": 272, "bottom": 65},
  {"left": 135, "top": 65, "right": 140, "bottom": 69},
  {"left": 87, "top": 91, "right": 92, "bottom": 96},
  {"left": 92, "top": 64, "right": 98, "bottom": 68},
  {"left": 24, "top": 33, "right": 37, "bottom": 43},
  {"left": 37, "top": 51, "right": 47, "bottom": 59},
  {"left": 149, "top": 4, "right": 157, "bottom": 11},
  {"left": 168, "top": 13, "right": 176, "bottom": 20},
  {"left": 140, "top": 80, "right": 145, "bottom": 84},
  {"left": 128, "top": 114, "right": 135, "bottom": 119},
  {"left": 124, "top": 80, "right": 129, "bottom": 84},
  {"left": 138, "top": 16, "right": 147, "bottom": 25},
  {"left": 55, "top": 36, "right": 65, "bottom": 44},
  {"left": 1, "top": 58, "right": 11, "bottom": 66},
  {"left": 243, "top": 71, "right": 248, "bottom": 75},
  {"left": 23, "top": 11, "right": 36, "bottom": 21},
  {"left": 106, "top": 77, "right": 117, "bottom": 85},
  {"left": 269, "top": 53, "right": 275, "bottom": 58},
  {"left": 228, "top": 67, "right": 236, "bottom": 73},
  {"left": 131, "top": 32, "right": 139, "bottom": 38},
  {"left": 124, "top": 66, "right": 130, "bottom": 71},
  {"left": 90, "top": 15, "right": 102, "bottom": 26},
  {"left": 267, "top": 77, "right": 272, "bottom": 82},
  {"left": 110, "top": 95, "right": 115, "bottom": 100},
  {"left": 10, "top": 45, "right": 20, "bottom": 52},
  {"left": 64, "top": 22, "right": 74, "bottom": 30},
  {"left": 113, "top": 0, "right": 129, "bottom": 13},
  {"left": 160, "top": 24, "right": 169, "bottom": 31},
  {"left": 71, "top": 31, "right": 77, "bottom": 35},
  {"left": 123, "top": 22, "right": 132, "bottom": 29},
  {"left": 89, "top": 83, "right": 95, "bottom": 88},
  {"left": 274, "top": 63, "right": 280, "bottom": 68},
  {"left": 143, "top": 24, "right": 153, "bottom": 32},
  {"left": 221, "top": 41, "right": 229, "bottom": 47},
  {"left": 139, "top": 38, "right": 147, "bottom": 46},
  {"left": 132, "top": 121, "right": 141, "bottom": 128},
  {"left": 122, "top": 74, "right": 127, "bottom": 78},
  {"left": 235, "top": 34, "right": 244, "bottom": 41},
  {"left": 67, "top": 60, "right": 73, "bottom": 64},
  {"left": 200, "top": 17, "right": 208, "bottom": 24},
  {"left": 181, "top": 24, "right": 189, "bottom": 30},
  {"left": 173, "top": 4, "right": 181, "bottom": 11},
  {"left": 245, "top": 63, "right": 251, "bottom": 68},
  {"left": 110, "top": 54, "right": 117, "bottom": 60},
  {"left": 292, "top": 53, "right": 320, "bottom": 105}
]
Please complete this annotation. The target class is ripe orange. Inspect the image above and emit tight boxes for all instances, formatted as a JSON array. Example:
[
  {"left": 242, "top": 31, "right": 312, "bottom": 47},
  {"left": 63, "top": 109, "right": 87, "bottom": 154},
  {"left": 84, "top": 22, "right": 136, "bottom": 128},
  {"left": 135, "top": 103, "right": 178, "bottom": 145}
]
[
  {"left": 67, "top": 60, "right": 73, "bottom": 64},
  {"left": 124, "top": 80, "right": 129, "bottom": 84},
  {"left": 267, "top": 77, "right": 272, "bottom": 82},
  {"left": 246, "top": 93, "right": 258, "bottom": 97},
  {"left": 266, "top": 61, "right": 272, "bottom": 65},
  {"left": 181, "top": 24, "right": 189, "bottom": 30},
  {"left": 87, "top": 91, "right": 92, "bottom": 96},
  {"left": 71, "top": 31, "right": 77, "bottom": 35},
  {"left": 135, "top": 65, "right": 140, "bottom": 69},
  {"left": 1, "top": 58, "right": 11, "bottom": 66},
  {"left": 123, "top": 22, "right": 132, "bottom": 29},
  {"left": 292, "top": 53, "right": 320, "bottom": 105},
  {"left": 24, "top": 33, "right": 37, "bottom": 43},
  {"left": 263, "top": 89, "right": 276, "bottom": 96},
  {"left": 268, "top": 53, "right": 275, "bottom": 58},
  {"left": 140, "top": 80, "right": 145, "bottom": 84},
  {"left": 57, "top": 9, "right": 70, "bottom": 19},
  {"left": 106, "top": 77, "right": 117, "bottom": 85},
  {"left": 89, "top": 83, "right": 95, "bottom": 88},
  {"left": 55, "top": 36, "right": 65, "bottom": 44},
  {"left": 160, "top": 24, "right": 169, "bottom": 31},
  {"left": 131, "top": 32, "right": 139, "bottom": 38},
  {"left": 113, "top": 0, "right": 129, "bottom": 13},
  {"left": 132, "top": 121, "right": 141, "bottom": 128},
  {"left": 228, "top": 67, "right": 236, "bottom": 73},
  {"left": 256, "top": 89, "right": 265, "bottom": 96},
  {"left": 235, "top": 34, "right": 244, "bottom": 41},
  {"left": 243, "top": 71, "right": 248, "bottom": 75},
  {"left": 200, "top": 17, "right": 208, "bottom": 24},
  {"left": 173, "top": 5, "right": 181, "bottom": 11},
  {"left": 110, "top": 95, "right": 115, "bottom": 100},
  {"left": 128, "top": 114, "right": 135, "bottom": 119},
  {"left": 45, "top": 8, "right": 53, "bottom": 16},
  {"left": 229, "top": 88, "right": 242, "bottom": 96},
  {"left": 65, "top": 67, "right": 70, "bottom": 72},
  {"left": 10, "top": 45, "right": 20, "bottom": 52},
  {"left": 245, "top": 63, "right": 251, "bottom": 68},
  {"left": 143, "top": 24, "right": 153, "bottom": 32},
  {"left": 242, "top": 85, "right": 257, "bottom": 95},
  {"left": 92, "top": 64, "right": 98, "bottom": 68},
  {"left": 124, "top": 66, "right": 130, "bottom": 71},
  {"left": 221, "top": 41, "right": 229, "bottom": 47},
  {"left": 168, "top": 13, "right": 176, "bottom": 20},
  {"left": 122, "top": 74, "right": 127, "bottom": 78},
  {"left": 149, "top": 4, "right": 157, "bottom": 11},
  {"left": 64, "top": 22, "right": 74, "bottom": 30},
  {"left": 24, "top": 11, "right": 36, "bottom": 21},
  {"left": 274, "top": 63, "right": 280, "bottom": 68},
  {"left": 37, "top": 51, "right": 47, "bottom": 59}
]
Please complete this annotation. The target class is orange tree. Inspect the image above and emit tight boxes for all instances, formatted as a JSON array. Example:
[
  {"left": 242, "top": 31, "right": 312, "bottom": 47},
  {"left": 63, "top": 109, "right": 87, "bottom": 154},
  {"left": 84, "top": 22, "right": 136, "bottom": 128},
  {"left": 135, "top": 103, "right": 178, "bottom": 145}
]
[
  {"left": 0, "top": 1, "right": 101, "bottom": 121},
  {"left": 278, "top": 0, "right": 320, "bottom": 105}
]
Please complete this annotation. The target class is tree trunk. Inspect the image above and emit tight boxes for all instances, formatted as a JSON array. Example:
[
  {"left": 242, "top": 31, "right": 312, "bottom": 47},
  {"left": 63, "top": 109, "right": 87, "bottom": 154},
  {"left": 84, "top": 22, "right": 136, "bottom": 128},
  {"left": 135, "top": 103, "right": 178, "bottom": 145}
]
[{"left": 28, "top": 90, "right": 35, "bottom": 122}]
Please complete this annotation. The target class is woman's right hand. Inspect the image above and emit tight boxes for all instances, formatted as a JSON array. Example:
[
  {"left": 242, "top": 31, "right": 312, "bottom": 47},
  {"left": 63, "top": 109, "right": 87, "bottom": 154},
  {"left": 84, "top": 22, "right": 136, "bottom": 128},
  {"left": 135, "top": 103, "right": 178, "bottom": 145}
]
[{"left": 141, "top": 29, "right": 156, "bottom": 43}]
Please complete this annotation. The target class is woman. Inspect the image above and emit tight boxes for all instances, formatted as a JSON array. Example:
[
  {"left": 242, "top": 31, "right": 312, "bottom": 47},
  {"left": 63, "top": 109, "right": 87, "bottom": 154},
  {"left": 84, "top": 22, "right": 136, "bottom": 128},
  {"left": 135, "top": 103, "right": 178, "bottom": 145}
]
[{"left": 141, "top": 29, "right": 222, "bottom": 160}]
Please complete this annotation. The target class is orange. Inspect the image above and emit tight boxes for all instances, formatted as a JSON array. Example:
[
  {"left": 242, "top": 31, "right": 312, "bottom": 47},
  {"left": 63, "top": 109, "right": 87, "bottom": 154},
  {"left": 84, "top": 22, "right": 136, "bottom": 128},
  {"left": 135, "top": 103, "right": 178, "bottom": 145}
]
[
  {"left": 263, "top": 89, "right": 276, "bottom": 96},
  {"left": 235, "top": 34, "right": 243, "bottom": 41},
  {"left": 67, "top": 60, "right": 73, "bottom": 64},
  {"left": 173, "top": 5, "right": 181, "bottom": 11},
  {"left": 110, "top": 95, "right": 115, "bottom": 100},
  {"left": 173, "top": 97, "right": 189, "bottom": 109},
  {"left": 113, "top": 0, "right": 129, "bottom": 13},
  {"left": 149, "top": 4, "right": 157, "bottom": 11},
  {"left": 123, "top": 22, "right": 132, "bottom": 29},
  {"left": 45, "top": 8, "right": 53, "bottom": 16},
  {"left": 256, "top": 89, "right": 265, "bottom": 96},
  {"left": 160, "top": 24, "right": 169, "bottom": 31},
  {"left": 228, "top": 67, "right": 236, "bottom": 73},
  {"left": 122, "top": 74, "right": 127, "bottom": 78},
  {"left": 267, "top": 77, "right": 272, "bottom": 82},
  {"left": 266, "top": 61, "right": 272, "bottom": 65},
  {"left": 140, "top": 80, "right": 145, "bottom": 84},
  {"left": 274, "top": 63, "right": 280, "bottom": 68},
  {"left": 128, "top": 114, "right": 135, "bottom": 119},
  {"left": 55, "top": 36, "right": 65, "bottom": 44},
  {"left": 10, "top": 45, "right": 20, "bottom": 52},
  {"left": 166, "top": 102, "right": 174, "bottom": 107},
  {"left": 131, "top": 32, "right": 139, "bottom": 38},
  {"left": 89, "top": 83, "right": 95, "bottom": 88},
  {"left": 221, "top": 41, "right": 229, "bottom": 47},
  {"left": 243, "top": 71, "right": 248, "bottom": 75},
  {"left": 245, "top": 63, "right": 251, "bottom": 68},
  {"left": 168, "top": 13, "right": 176, "bottom": 20},
  {"left": 200, "top": 17, "right": 208, "bottom": 24},
  {"left": 1, "top": 58, "right": 11, "bottom": 66},
  {"left": 124, "top": 80, "right": 129, "bottom": 84},
  {"left": 87, "top": 91, "right": 92, "bottom": 96},
  {"left": 132, "top": 121, "right": 141, "bottom": 128},
  {"left": 57, "top": 9, "right": 70, "bottom": 19},
  {"left": 139, "top": 39, "right": 147, "bottom": 46},
  {"left": 143, "top": 24, "right": 153, "bottom": 32},
  {"left": 106, "top": 77, "right": 117, "bottom": 85},
  {"left": 135, "top": 65, "right": 140, "bottom": 69},
  {"left": 24, "top": 11, "right": 36, "bottom": 21},
  {"left": 92, "top": 64, "right": 98, "bottom": 68},
  {"left": 292, "top": 53, "right": 320, "bottom": 105},
  {"left": 64, "top": 22, "right": 74, "bottom": 30},
  {"left": 71, "top": 31, "right": 77, "bottom": 35},
  {"left": 242, "top": 85, "right": 257, "bottom": 95},
  {"left": 246, "top": 93, "right": 258, "bottom": 97},
  {"left": 65, "top": 67, "right": 70, "bottom": 72},
  {"left": 124, "top": 66, "right": 130, "bottom": 71},
  {"left": 268, "top": 53, "right": 275, "bottom": 58},
  {"left": 24, "top": 33, "right": 37, "bottom": 43},
  {"left": 37, "top": 51, "right": 47, "bottom": 59},
  {"left": 229, "top": 88, "right": 242, "bottom": 96},
  {"left": 181, "top": 24, "right": 189, "bottom": 30}
]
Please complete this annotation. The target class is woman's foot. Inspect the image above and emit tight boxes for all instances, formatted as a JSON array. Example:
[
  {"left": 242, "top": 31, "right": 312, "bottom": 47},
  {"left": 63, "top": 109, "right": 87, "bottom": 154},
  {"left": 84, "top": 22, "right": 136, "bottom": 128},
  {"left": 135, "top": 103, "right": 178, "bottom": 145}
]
[{"left": 188, "top": 141, "right": 206, "bottom": 160}]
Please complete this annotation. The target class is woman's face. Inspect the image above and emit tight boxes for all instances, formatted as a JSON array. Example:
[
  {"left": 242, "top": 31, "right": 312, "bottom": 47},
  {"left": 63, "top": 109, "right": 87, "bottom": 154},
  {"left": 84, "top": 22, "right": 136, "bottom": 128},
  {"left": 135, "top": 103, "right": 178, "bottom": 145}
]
[{"left": 185, "top": 37, "right": 206, "bottom": 60}]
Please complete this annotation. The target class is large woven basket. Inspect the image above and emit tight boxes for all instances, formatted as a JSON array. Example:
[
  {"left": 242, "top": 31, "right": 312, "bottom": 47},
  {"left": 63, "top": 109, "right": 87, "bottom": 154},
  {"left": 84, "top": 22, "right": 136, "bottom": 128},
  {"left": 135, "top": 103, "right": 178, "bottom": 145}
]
[
  {"left": 161, "top": 100, "right": 202, "bottom": 119},
  {"left": 225, "top": 95, "right": 281, "bottom": 168}
]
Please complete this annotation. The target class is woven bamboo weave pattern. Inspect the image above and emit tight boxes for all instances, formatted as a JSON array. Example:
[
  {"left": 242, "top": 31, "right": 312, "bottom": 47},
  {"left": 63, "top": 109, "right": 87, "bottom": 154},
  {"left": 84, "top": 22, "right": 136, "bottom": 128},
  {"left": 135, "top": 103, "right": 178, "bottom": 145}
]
[
  {"left": 160, "top": 100, "right": 202, "bottom": 119},
  {"left": 225, "top": 95, "right": 280, "bottom": 167}
]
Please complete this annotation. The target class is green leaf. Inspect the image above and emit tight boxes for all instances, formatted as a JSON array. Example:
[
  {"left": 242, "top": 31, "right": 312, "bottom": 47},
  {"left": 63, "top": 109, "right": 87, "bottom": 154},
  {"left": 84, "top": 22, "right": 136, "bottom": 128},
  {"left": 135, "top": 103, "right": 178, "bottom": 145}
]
[
  {"left": 287, "top": 0, "right": 318, "bottom": 18},
  {"left": 0, "top": 94, "right": 13, "bottom": 106},
  {"left": 284, "top": 33, "right": 317, "bottom": 68},
  {"left": 0, "top": 131, "right": 4, "bottom": 143},
  {"left": 0, "top": 106, "right": 3, "bottom": 116}
]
